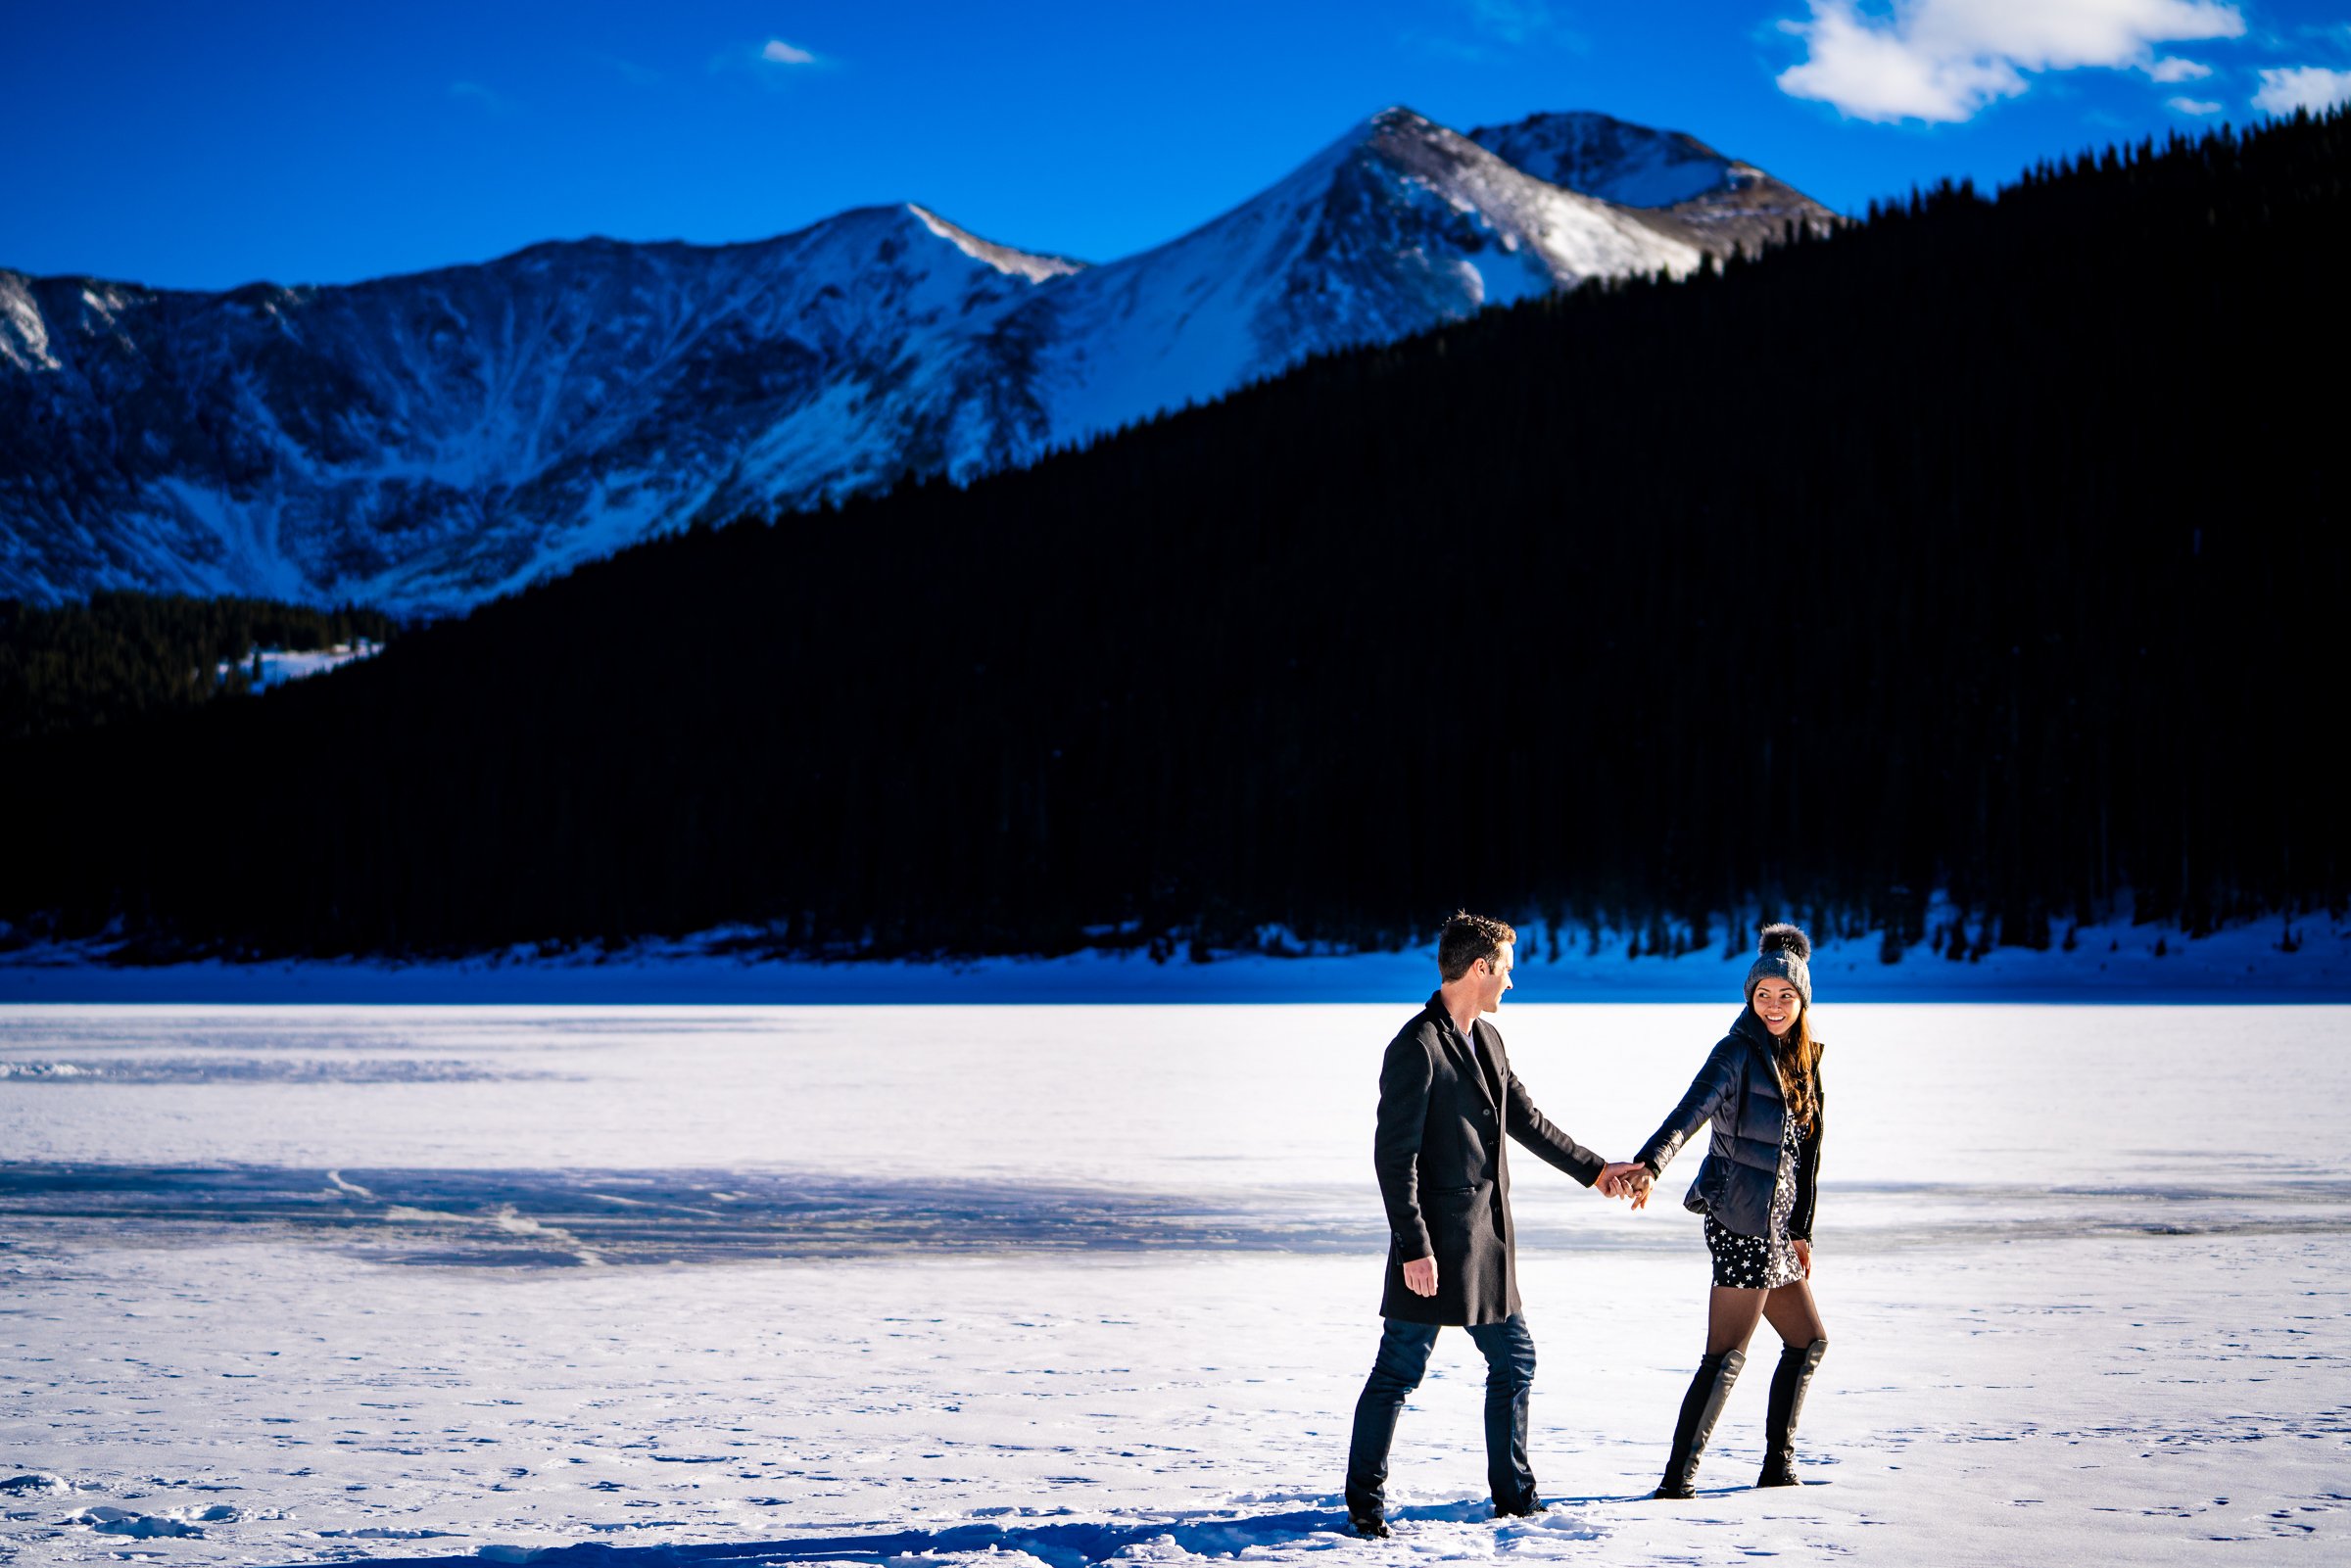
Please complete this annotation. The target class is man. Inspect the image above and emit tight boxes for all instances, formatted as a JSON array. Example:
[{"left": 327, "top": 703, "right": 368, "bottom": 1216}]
[{"left": 1343, "top": 912, "right": 1644, "bottom": 1538}]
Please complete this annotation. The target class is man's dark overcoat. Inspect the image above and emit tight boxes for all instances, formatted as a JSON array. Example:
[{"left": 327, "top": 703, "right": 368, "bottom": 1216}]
[{"left": 1373, "top": 993, "right": 1605, "bottom": 1325}]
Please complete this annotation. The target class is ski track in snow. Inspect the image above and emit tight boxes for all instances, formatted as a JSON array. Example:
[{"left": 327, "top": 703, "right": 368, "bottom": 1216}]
[{"left": 1, "top": 1003, "right": 2345, "bottom": 1566}]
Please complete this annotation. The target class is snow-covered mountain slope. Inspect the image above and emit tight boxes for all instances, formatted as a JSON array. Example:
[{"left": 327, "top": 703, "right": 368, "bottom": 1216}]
[
  {"left": 0, "top": 207, "right": 1081, "bottom": 613},
  {"left": 1013, "top": 109, "right": 1703, "bottom": 443},
  {"left": 0, "top": 106, "right": 1827, "bottom": 617}
]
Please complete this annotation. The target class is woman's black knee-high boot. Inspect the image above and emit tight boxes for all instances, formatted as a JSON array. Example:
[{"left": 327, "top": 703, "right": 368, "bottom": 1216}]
[
  {"left": 1653, "top": 1349, "right": 1745, "bottom": 1499},
  {"left": 1756, "top": 1338, "right": 1828, "bottom": 1488}
]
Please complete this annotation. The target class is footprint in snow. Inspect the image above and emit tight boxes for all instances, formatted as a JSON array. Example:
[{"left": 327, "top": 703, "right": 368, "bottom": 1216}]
[{"left": 68, "top": 1502, "right": 285, "bottom": 1538}]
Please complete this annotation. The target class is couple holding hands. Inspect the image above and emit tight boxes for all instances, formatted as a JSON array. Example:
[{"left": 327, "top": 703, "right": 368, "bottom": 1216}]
[{"left": 1343, "top": 912, "right": 1829, "bottom": 1537}]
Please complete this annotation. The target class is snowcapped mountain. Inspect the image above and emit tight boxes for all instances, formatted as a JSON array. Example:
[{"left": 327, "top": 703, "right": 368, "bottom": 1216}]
[
  {"left": 0, "top": 107, "right": 1832, "bottom": 617},
  {"left": 1008, "top": 110, "right": 1716, "bottom": 445}
]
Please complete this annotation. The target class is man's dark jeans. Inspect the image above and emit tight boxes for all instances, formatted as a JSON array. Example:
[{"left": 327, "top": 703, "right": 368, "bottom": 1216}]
[{"left": 1344, "top": 1312, "right": 1539, "bottom": 1520}]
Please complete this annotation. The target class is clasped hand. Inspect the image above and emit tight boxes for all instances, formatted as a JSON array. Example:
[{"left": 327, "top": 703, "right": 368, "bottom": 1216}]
[{"left": 1594, "top": 1161, "right": 1654, "bottom": 1209}]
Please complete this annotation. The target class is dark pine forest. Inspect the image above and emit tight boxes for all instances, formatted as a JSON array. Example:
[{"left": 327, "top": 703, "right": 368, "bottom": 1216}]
[
  {"left": 4, "top": 110, "right": 2346, "bottom": 961},
  {"left": 0, "top": 592, "right": 395, "bottom": 741}
]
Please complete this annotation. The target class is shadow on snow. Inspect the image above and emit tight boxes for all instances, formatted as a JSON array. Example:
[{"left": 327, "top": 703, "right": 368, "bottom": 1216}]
[{"left": 303, "top": 1498, "right": 1608, "bottom": 1568}]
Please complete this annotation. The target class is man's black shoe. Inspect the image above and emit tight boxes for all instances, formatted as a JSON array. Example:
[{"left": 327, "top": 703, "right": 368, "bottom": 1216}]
[
  {"left": 1494, "top": 1497, "right": 1546, "bottom": 1518},
  {"left": 1348, "top": 1513, "right": 1391, "bottom": 1540}
]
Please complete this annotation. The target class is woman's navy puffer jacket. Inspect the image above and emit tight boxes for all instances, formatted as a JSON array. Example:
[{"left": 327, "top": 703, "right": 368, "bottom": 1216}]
[{"left": 1635, "top": 1007, "right": 1824, "bottom": 1242}]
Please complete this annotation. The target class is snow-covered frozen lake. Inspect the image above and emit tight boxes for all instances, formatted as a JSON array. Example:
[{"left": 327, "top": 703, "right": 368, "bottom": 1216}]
[{"left": 2, "top": 1003, "right": 2345, "bottom": 1565}]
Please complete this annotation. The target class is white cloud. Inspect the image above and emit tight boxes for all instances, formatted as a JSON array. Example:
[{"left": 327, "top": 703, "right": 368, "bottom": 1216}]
[
  {"left": 1777, "top": 0, "right": 2248, "bottom": 122},
  {"left": 2166, "top": 94, "right": 2224, "bottom": 113},
  {"left": 2146, "top": 55, "right": 2213, "bottom": 81},
  {"left": 2252, "top": 65, "right": 2351, "bottom": 115},
  {"left": 713, "top": 37, "right": 830, "bottom": 82}
]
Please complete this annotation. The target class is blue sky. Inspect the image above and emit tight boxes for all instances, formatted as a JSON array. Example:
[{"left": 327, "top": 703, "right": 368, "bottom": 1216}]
[{"left": 8, "top": 1, "right": 2350, "bottom": 289}]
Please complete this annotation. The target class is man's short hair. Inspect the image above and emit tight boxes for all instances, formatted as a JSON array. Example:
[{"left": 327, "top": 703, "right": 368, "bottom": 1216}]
[{"left": 1438, "top": 911, "right": 1516, "bottom": 982}]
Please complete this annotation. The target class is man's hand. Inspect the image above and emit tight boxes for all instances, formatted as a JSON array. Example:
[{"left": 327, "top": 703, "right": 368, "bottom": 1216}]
[
  {"left": 1793, "top": 1238, "right": 1812, "bottom": 1277},
  {"left": 1589, "top": 1161, "right": 1646, "bottom": 1212},
  {"left": 1402, "top": 1256, "right": 1438, "bottom": 1297}
]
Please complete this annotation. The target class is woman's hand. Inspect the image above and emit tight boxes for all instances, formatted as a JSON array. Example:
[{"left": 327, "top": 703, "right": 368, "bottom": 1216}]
[
  {"left": 1596, "top": 1161, "right": 1646, "bottom": 1201},
  {"left": 1793, "top": 1238, "right": 1812, "bottom": 1277},
  {"left": 1597, "top": 1163, "right": 1654, "bottom": 1210}
]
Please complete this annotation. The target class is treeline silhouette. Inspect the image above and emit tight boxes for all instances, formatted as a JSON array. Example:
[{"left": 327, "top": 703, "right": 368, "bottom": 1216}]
[
  {"left": 0, "top": 592, "right": 396, "bottom": 742},
  {"left": 4, "top": 111, "right": 2344, "bottom": 960}
]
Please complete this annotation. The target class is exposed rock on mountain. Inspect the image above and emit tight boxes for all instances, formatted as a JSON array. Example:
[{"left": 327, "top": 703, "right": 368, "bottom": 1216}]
[{"left": 1467, "top": 110, "right": 1839, "bottom": 257}]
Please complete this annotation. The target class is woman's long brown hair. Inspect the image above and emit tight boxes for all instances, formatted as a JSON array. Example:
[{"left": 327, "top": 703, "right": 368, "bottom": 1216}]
[{"left": 1776, "top": 1009, "right": 1824, "bottom": 1133}]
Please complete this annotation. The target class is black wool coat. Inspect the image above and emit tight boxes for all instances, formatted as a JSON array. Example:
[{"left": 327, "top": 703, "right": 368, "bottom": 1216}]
[
  {"left": 1373, "top": 994, "right": 1607, "bottom": 1325},
  {"left": 1634, "top": 1007, "right": 1825, "bottom": 1242}
]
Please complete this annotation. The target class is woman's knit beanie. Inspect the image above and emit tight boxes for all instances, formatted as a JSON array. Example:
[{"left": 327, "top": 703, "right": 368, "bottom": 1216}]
[{"left": 1744, "top": 923, "right": 1814, "bottom": 1008}]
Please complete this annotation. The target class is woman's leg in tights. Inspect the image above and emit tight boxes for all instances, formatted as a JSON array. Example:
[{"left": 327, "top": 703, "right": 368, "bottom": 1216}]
[
  {"left": 1702, "top": 1279, "right": 1826, "bottom": 1355},
  {"left": 1762, "top": 1279, "right": 1826, "bottom": 1348},
  {"left": 1658, "top": 1288, "right": 1767, "bottom": 1494},
  {"left": 1756, "top": 1279, "right": 1830, "bottom": 1481},
  {"left": 1705, "top": 1286, "right": 1769, "bottom": 1355}
]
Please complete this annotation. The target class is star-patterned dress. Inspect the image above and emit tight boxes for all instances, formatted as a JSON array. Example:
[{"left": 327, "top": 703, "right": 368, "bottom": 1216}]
[{"left": 1703, "top": 1107, "right": 1807, "bottom": 1290}]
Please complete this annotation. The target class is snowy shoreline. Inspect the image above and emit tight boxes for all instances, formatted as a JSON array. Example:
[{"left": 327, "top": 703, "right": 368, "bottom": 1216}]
[{"left": 2, "top": 909, "right": 2343, "bottom": 1003}]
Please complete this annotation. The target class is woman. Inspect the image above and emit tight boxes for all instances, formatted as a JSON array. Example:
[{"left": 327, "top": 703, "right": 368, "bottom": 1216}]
[{"left": 1626, "top": 922, "right": 1828, "bottom": 1497}]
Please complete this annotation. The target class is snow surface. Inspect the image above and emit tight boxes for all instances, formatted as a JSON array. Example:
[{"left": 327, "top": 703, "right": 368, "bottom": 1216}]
[
  {"left": 216, "top": 639, "right": 384, "bottom": 692},
  {"left": 1, "top": 1001, "right": 2345, "bottom": 1566},
  {"left": 908, "top": 206, "right": 1086, "bottom": 283},
  {"left": 0, "top": 271, "right": 60, "bottom": 371}
]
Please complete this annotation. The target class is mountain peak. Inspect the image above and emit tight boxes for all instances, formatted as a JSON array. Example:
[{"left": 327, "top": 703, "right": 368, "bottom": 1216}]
[{"left": 1296, "top": 105, "right": 1449, "bottom": 167}]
